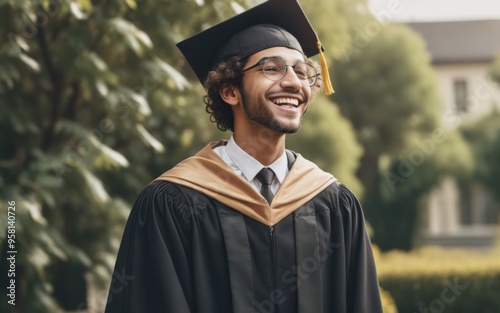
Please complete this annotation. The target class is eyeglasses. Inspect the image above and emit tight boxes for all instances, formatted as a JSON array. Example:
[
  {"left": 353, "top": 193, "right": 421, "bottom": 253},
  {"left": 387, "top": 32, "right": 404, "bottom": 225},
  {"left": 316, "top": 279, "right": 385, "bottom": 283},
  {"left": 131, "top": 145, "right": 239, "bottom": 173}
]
[{"left": 241, "top": 56, "right": 319, "bottom": 86}]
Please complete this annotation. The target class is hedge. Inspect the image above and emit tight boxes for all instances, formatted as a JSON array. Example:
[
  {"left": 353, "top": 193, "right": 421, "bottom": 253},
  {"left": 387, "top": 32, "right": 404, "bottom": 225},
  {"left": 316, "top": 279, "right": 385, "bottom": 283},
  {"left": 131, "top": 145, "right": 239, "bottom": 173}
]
[{"left": 376, "top": 246, "right": 500, "bottom": 313}]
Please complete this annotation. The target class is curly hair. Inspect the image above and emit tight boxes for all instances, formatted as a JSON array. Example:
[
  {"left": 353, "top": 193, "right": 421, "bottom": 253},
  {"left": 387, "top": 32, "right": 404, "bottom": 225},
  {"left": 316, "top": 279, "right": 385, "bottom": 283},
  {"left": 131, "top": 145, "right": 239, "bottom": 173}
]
[{"left": 203, "top": 56, "right": 324, "bottom": 132}]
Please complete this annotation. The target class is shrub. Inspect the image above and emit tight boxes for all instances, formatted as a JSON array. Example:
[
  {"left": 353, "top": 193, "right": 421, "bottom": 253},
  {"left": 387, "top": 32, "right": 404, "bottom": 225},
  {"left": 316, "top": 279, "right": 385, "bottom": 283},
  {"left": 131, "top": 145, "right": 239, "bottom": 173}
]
[{"left": 377, "top": 246, "right": 500, "bottom": 313}]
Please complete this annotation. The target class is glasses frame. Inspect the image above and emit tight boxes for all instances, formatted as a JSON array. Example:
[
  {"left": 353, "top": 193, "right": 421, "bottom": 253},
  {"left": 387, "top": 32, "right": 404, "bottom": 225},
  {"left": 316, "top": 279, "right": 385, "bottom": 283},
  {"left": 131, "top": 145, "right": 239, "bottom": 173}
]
[{"left": 241, "top": 56, "right": 319, "bottom": 86}]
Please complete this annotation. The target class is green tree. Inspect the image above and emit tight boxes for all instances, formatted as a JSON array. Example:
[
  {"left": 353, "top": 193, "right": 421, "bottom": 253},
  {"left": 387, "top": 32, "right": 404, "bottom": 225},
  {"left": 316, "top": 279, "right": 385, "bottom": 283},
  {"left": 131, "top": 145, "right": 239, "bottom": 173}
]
[
  {"left": 331, "top": 22, "right": 474, "bottom": 250},
  {"left": 470, "top": 52, "right": 500, "bottom": 203},
  {"left": 460, "top": 110, "right": 500, "bottom": 205},
  {"left": 302, "top": 0, "right": 370, "bottom": 61},
  {"left": 0, "top": 0, "right": 219, "bottom": 311},
  {"left": 489, "top": 51, "right": 500, "bottom": 84},
  {"left": 377, "top": 130, "right": 474, "bottom": 249}
]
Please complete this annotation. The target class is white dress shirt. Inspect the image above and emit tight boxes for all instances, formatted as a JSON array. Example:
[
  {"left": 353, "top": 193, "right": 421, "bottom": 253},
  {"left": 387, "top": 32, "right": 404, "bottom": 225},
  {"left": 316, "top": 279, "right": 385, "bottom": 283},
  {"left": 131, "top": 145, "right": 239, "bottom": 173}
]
[{"left": 212, "top": 136, "right": 288, "bottom": 196}]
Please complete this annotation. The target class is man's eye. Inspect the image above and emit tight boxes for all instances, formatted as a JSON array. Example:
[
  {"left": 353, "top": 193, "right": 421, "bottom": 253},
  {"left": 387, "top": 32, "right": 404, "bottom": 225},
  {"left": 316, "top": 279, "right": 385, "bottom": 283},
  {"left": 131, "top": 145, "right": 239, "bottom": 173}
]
[
  {"left": 264, "top": 66, "right": 280, "bottom": 73},
  {"left": 295, "top": 70, "right": 307, "bottom": 78}
]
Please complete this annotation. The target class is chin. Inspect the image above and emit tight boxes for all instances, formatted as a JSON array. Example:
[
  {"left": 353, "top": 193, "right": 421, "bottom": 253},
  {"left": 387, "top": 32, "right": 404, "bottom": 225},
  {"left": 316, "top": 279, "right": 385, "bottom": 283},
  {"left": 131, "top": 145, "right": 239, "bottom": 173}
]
[{"left": 269, "top": 123, "right": 301, "bottom": 134}]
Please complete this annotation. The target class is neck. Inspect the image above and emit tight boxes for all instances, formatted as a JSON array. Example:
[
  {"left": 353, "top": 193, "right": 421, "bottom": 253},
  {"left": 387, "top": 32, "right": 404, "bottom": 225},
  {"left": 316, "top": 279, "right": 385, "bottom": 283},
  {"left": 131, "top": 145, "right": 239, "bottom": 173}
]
[{"left": 233, "top": 131, "right": 286, "bottom": 166}]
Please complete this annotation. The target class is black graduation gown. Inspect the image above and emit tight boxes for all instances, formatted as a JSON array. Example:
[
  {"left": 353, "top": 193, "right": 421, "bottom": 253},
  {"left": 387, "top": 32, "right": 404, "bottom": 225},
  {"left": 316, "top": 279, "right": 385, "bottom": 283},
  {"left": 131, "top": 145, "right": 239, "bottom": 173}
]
[{"left": 105, "top": 143, "right": 383, "bottom": 313}]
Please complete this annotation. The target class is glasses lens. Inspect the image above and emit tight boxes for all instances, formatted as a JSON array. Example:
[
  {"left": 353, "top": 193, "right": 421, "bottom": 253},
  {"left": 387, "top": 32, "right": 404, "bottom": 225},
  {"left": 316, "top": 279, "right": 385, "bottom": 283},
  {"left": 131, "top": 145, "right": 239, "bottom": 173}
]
[
  {"left": 262, "top": 58, "right": 286, "bottom": 81},
  {"left": 261, "top": 58, "right": 317, "bottom": 86},
  {"left": 294, "top": 62, "right": 317, "bottom": 86}
]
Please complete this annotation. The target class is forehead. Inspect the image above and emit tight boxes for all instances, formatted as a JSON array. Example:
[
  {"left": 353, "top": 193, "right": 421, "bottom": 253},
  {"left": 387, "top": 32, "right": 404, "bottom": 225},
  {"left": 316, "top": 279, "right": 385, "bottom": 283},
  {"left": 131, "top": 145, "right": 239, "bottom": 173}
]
[{"left": 247, "top": 46, "right": 306, "bottom": 64}]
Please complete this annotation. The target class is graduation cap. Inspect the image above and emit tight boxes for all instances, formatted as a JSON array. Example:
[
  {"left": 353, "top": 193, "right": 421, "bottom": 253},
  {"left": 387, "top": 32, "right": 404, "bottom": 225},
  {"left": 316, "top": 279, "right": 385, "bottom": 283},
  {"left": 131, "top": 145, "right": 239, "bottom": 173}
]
[{"left": 176, "top": 0, "right": 334, "bottom": 95}]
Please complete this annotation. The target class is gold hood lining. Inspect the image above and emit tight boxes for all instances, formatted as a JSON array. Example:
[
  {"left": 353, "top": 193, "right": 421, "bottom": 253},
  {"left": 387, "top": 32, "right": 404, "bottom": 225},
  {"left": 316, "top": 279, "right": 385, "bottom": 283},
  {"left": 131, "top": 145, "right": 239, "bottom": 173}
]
[{"left": 153, "top": 141, "right": 337, "bottom": 226}]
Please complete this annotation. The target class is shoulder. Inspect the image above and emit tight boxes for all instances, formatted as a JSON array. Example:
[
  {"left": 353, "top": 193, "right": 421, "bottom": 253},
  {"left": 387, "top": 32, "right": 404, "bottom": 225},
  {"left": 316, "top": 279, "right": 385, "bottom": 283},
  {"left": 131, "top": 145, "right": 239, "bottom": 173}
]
[
  {"left": 315, "top": 181, "right": 356, "bottom": 201},
  {"left": 316, "top": 182, "right": 364, "bottom": 217},
  {"left": 132, "top": 181, "right": 198, "bottom": 232},
  {"left": 137, "top": 181, "right": 189, "bottom": 211},
  {"left": 337, "top": 183, "right": 362, "bottom": 211}
]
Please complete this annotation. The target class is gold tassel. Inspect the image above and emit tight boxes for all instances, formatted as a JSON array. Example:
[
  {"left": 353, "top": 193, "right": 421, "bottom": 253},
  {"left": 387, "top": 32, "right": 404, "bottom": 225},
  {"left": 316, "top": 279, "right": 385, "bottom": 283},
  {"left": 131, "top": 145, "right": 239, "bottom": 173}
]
[{"left": 317, "top": 39, "right": 334, "bottom": 95}]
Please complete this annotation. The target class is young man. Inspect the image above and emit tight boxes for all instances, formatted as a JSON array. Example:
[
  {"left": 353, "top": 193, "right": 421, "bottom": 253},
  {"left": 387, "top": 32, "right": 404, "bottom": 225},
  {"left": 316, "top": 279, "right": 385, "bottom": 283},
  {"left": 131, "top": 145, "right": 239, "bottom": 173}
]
[{"left": 105, "top": 0, "right": 383, "bottom": 312}]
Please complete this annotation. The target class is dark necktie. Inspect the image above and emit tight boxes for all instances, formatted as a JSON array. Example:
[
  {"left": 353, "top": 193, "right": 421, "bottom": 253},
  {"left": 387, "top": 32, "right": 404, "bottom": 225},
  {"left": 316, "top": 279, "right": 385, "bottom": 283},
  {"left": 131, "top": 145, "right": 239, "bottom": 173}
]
[{"left": 256, "top": 167, "right": 276, "bottom": 204}]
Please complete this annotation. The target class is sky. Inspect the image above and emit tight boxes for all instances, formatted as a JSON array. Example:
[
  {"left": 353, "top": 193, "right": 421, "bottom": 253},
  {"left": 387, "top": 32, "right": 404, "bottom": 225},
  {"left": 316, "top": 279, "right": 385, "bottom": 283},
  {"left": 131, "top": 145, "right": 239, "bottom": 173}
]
[{"left": 368, "top": 0, "right": 500, "bottom": 22}]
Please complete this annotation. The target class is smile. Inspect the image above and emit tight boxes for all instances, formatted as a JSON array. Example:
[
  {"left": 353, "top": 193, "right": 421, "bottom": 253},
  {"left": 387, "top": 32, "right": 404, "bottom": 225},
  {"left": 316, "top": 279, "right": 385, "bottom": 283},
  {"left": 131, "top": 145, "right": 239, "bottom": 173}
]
[{"left": 271, "top": 97, "right": 300, "bottom": 107}]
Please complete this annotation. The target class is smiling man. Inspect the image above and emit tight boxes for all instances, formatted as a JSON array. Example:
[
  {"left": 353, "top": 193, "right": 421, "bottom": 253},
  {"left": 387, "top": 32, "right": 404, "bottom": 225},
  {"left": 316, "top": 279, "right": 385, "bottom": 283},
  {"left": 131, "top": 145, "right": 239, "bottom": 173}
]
[{"left": 104, "top": 0, "right": 383, "bottom": 312}]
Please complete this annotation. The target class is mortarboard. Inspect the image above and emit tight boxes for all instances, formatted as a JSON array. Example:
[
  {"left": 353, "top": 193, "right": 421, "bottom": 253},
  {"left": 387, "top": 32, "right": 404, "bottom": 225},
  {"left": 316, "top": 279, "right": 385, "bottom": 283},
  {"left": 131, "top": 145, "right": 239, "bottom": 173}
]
[{"left": 176, "top": 0, "right": 334, "bottom": 95}]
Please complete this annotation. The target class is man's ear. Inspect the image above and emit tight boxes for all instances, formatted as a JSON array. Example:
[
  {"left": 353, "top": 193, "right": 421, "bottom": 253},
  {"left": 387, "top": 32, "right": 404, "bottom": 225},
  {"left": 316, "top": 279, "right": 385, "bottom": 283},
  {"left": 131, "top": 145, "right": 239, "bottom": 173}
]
[{"left": 219, "top": 84, "right": 240, "bottom": 106}]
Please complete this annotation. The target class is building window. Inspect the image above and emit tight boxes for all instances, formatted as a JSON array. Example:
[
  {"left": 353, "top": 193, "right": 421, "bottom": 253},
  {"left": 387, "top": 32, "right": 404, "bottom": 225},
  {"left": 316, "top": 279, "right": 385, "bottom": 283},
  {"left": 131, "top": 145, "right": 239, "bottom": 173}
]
[{"left": 454, "top": 79, "right": 468, "bottom": 113}]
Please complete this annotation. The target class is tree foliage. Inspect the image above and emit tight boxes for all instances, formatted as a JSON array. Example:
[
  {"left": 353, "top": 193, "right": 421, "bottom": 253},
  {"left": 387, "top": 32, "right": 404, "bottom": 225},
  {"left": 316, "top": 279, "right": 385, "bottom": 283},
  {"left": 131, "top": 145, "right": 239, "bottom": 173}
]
[
  {"left": 331, "top": 22, "right": 474, "bottom": 250},
  {"left": 301, "top": 0, "right": 370, "bottom": 62},
  {"left": 460, "top": 109, "right": 500, "bottom": 205},
  {"left": 0, "top": 0, "right": 219, "bottom": 311},
  {"left": 376, "top": 130, "right": 474, "bottom": 250},
  {"left": 333, "top": 23, "right": 440, "bottom": 157},
  {"left": 489, "top": 51, "right": 500, "bottom": 86}
]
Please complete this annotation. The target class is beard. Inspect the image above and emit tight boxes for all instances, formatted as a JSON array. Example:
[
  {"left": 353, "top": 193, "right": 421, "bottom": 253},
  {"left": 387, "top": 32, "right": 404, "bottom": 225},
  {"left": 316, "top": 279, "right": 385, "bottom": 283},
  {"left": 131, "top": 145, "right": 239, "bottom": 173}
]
[{"left": 240, "top": 88, "right": 304, "bottom": 134}]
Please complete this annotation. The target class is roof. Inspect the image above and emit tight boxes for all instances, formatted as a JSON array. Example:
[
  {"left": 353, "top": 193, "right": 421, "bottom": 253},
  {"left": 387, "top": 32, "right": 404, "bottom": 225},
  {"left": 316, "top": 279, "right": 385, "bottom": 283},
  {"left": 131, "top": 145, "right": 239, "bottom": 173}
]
[{"left": 405, "top": 19, "right": 500, "bottom": 64}]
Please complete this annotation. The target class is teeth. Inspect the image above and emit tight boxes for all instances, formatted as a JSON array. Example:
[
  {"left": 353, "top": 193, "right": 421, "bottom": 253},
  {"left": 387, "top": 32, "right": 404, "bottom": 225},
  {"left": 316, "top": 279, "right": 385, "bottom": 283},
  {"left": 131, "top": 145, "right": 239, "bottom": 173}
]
[{"left": 272, "top": 98, "right": 299, "bottom": 106}]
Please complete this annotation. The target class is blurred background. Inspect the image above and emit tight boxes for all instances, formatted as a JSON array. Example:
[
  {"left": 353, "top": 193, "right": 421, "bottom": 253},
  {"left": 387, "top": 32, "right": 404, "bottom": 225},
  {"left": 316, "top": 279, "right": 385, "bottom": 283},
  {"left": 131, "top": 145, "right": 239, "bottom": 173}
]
[{"left": 1, "top": 0, "right": 499, "bottom": 312}]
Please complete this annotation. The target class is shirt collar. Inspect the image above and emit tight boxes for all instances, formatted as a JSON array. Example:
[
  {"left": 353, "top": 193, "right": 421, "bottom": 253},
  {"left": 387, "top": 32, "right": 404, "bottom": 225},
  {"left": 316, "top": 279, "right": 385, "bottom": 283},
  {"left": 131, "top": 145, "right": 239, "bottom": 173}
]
[{"left": 225, "top": 136, "right": 288, "bottom": 184}]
